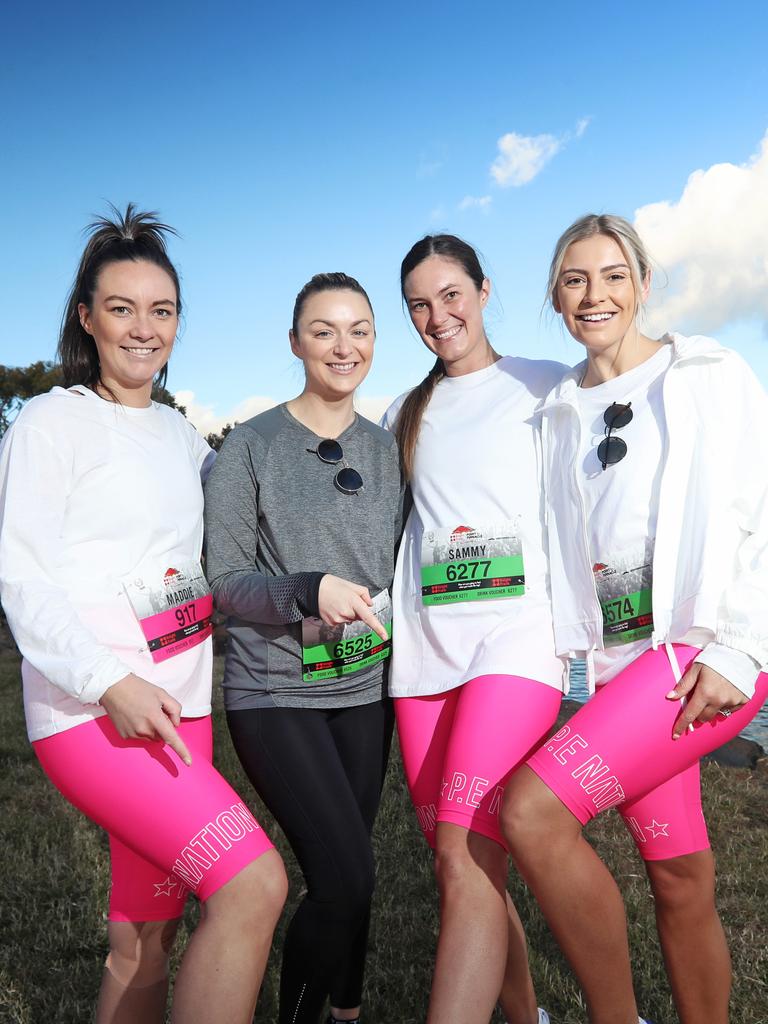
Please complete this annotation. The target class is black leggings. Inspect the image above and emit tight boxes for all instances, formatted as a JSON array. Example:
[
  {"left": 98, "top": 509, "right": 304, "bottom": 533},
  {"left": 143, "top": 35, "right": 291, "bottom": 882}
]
[{"left": 227, "top": 699, "right": 394, "bottom": 1023}]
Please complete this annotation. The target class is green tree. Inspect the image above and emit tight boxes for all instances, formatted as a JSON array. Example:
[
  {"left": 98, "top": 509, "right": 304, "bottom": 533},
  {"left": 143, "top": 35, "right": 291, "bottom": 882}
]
[
  {"left": 0, "top": 363, "right": 187, "bottom": 438},
  {"left": 205, "top": 423, "right": 235, "bottom": 451},
  {"left": 0, "top": 362, "right": 63, "bottom": 436},
  {"left": 151, "top": 385, "right": 187, "bottom": 417}
]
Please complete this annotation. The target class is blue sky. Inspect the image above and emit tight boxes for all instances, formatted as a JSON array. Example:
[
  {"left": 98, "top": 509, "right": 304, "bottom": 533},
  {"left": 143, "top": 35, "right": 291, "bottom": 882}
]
[{"left": 2, "top": 0, "right": 768, "bottom": 431}]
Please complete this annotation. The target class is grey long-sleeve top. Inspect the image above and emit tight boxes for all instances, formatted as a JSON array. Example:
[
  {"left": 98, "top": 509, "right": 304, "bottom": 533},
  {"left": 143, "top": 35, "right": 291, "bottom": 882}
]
[{"left": 204, "top": 404, "right": 404, "bottom": 709}]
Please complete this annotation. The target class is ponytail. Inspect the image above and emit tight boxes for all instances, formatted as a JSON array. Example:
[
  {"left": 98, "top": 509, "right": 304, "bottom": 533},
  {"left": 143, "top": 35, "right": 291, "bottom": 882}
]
[
  {"left": 396, "top": 232, "right": 486, "bottom": 479},
  {"left": 57, "top": 203, "right": 181, "bottom": 391},
  {"left": 393, "top": 358, "right": 444, "bottom": 480}
]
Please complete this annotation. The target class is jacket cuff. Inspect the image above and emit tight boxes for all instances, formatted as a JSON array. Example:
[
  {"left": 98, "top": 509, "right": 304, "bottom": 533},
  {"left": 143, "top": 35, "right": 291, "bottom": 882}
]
[
  {"left": 82, "top": 661, "right": 134, "bottom": 706},
  {"left": 694, "top": 643, "right": 760, "bottom": 700},
  {"left": 295, "top": 572, "right": 326, "bottom": 619}
]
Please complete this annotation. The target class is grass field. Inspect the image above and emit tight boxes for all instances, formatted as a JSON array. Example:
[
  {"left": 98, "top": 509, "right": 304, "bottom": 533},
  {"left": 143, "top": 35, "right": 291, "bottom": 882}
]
[{"left": 1, "top": 650, "right": 766, "bottom": 1024}]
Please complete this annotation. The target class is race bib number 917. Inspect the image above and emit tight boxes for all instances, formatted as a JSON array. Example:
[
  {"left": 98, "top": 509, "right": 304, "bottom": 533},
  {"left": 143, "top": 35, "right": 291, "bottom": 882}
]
[
  {"left": 122, "top": 561, "right": 213, "bottom": 663},
  {"left": 420, "top": 522, "right": 525, "bottom": 606}
]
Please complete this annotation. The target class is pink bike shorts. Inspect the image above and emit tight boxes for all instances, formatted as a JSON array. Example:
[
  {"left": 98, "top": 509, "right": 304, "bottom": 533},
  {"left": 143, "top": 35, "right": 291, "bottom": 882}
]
[
  {"left": 33, "top": 715, "right": 274, "bottom": 921},
  {"left": 396, "top": 674, "right": 562, "bottom": 849},
  {"left": 527, "top": 644, "right": 768, "bottom": 860}
]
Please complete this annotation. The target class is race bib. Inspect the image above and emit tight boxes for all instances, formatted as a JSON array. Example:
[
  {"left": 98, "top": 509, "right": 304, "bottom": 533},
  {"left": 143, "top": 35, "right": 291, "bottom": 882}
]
[
  {"left": 420, "top": 522, "right": 525, "bottom": 606},
  {"left": 593, "top": 548, "right": 654, "bottom": 646},
  {"left": 301, "top": 589, "right": 392, "bottom": 681},
  {"left": 122, "top": 561, "right": 213, "bottom": 663}
]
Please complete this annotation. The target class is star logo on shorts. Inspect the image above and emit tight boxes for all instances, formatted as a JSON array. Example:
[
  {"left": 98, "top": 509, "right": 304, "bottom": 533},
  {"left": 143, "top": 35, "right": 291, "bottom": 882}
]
[
  {"left": 645, "top": 819, "right": 670, "bottom": 839},
  {"left": 154, "top": 877, "right": 178, "bottom": 897}
]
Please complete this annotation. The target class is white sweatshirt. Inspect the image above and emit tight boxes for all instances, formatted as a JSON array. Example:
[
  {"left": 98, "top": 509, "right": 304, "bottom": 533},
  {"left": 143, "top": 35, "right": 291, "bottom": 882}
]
[
  {"left": 541, "top": 334, "right": 767, "bottom": 698},
  {"left": 574, "top": 343, "right": 671, "bottom": 684},
  {"left": 383, "top": 357, "right": 567, "bottom": 697},
  {"left": 0, "top": 385, "right": 214, "bottom": 741}
]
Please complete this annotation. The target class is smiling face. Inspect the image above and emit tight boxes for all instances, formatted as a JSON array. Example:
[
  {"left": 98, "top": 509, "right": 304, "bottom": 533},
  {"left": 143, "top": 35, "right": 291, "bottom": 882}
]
[
  {"left": 403, "top": 255, "right": 492, "bottom": 376},
  {"left": 78, "top": 259, "right": 178, "bottom": 406},
  {"left": 554, "top": 233, "right": 649, "bottom": 357},
  {"left": 289, "top": 288, "right": 375, "bottom": 400}
]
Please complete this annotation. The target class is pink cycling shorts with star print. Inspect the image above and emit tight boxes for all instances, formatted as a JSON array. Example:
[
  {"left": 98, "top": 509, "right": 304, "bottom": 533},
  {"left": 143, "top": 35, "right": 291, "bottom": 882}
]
[
  {"left": 526, "top": 644, "right": 768, "bottom": 861},
  {"left": 33, "top": 714, "right": 273, "bottom": 921}
]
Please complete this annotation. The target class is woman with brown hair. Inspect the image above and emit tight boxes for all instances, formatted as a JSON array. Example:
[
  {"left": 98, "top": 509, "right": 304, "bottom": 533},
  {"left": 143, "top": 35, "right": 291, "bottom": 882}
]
[
  {"left": 382, "top": 234, "right": 566, "bottom": 1024},
  {"left": 0, "top": 205, "right": 286, "bottom": 1024}
]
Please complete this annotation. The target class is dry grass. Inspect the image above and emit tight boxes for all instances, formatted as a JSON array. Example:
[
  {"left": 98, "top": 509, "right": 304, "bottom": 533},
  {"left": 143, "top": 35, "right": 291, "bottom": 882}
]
[{"left": 1, "top": 652, "right": 765, "bottom": 1024}]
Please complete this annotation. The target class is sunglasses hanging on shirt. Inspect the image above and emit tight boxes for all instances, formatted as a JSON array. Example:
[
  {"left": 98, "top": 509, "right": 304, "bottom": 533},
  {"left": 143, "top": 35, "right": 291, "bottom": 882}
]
[
  {"left": 308, "top": 439, "right": 364, "bottom": 495},
  {"left": 597, "top": 402, "right": 633, "bottom": 470}
]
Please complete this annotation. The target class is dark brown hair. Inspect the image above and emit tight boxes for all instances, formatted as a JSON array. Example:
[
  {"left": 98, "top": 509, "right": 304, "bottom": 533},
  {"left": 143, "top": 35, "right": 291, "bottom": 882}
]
[
  {"left": 57, "top": 203, "right": 181, "bottom": 391},
  {"left": 395, "top": 234, "right": 486, "bottom": 479},
  {"left": 291, "top": 272, "right": 373, "bottom": 336}
]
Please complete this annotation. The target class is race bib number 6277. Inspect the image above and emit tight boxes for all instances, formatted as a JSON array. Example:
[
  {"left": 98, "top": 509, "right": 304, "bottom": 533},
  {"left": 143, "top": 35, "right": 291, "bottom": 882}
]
[{"left": 420, "top": 522, "right": 525, "bottom": 606}]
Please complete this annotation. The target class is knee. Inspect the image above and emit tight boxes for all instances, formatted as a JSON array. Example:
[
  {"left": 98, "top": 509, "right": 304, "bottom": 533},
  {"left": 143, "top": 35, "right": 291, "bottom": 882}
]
[
  {"left": 500, "top": 772, "right": 557, "bottom": 859},
  {"left": 321, "top": 854, "right": 376, "bottom": 923},
  {"left": 433, "top": 835, "right": 506, "bottom": 897},
  {"left": 433, "top": 846, "right": 473, "bottom": 895},
  {"left": 208, "top": 850, "right": 288, "bottom": 931},
  {"left": 648, "top": 852, "right": 716, "bottom": 915},
  {"left": 105, "top": 918, "right": 179, "bottom": 988}
]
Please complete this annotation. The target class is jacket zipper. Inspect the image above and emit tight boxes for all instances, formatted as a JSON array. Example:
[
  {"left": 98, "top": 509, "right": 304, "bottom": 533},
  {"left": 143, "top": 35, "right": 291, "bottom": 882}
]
[{"left": 562, "top": 401, "right": 604, "bottom": 650}]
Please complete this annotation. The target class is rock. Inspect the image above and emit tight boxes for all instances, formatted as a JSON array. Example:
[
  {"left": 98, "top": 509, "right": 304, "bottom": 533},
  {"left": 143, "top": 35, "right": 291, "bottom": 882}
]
[
  {"left": 556, "top": 697, "right": 765, "bottom": 769},
  {"left": 704, "top": 736, "right": 765, "bottom": 769}
]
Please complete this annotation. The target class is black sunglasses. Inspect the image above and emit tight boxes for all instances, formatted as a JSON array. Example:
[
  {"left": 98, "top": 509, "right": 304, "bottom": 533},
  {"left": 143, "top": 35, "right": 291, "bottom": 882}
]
[
  {"left": 597, "top": 402, "right": 633, "bottom": 470},
  {"left": 309, "top": 439, "right": 364, "bottom": 495}
]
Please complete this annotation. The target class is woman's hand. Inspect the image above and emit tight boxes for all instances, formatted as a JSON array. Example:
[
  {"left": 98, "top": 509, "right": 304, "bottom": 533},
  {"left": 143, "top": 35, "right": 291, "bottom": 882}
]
[
  {"left": 666, "top": 663, "right": 748, "bottom": 739},
  {"left": 317, "top": 575, "right": 388, "bottom": 641},
  {"left": 99, "top": 673, "right": 193, "bottom": 765}
]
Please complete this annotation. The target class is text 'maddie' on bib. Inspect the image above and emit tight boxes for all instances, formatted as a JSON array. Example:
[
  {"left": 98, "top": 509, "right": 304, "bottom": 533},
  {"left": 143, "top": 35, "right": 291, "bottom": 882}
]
[
  {"left": 420, "top": 522, "right": 525, "bottom": 606},
  {"left": 122, "top": 561, "right": 213, "bottom": 663}
]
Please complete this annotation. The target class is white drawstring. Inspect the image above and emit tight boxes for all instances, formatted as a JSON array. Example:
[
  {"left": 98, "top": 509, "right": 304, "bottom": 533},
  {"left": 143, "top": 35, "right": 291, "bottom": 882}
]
[
  {"left": 664, "top": 640, "right": 682, "bottom": 682},
  {"left": 664, "top": 640, "right": 694, "bottom": 732},
  {"left": 586, "top": 649, "right": 596, "bottom": 693}
]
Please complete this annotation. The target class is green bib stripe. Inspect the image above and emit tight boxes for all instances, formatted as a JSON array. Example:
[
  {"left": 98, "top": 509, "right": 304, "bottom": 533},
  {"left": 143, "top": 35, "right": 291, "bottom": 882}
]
[
  {"left": 421, "top": 554, "right": 525, "bottom": 605},
  {"left": 601, "top": 587, "right": 654, "bottom": 646}
]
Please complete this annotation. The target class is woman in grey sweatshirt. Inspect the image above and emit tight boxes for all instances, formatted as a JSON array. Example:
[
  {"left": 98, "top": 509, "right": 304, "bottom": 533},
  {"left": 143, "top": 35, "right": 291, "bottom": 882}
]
[{"left": 204, "top": 273, "right": 404, "bottom": 1024}]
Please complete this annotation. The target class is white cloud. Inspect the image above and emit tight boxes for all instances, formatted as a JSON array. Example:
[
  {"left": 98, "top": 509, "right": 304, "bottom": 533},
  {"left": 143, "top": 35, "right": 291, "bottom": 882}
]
[
  {"left": 636, "top": 132, "right": 768, "bottom": 335},
  {"left": 178, "top": 390, "right": 395, "bottom": 436},
  {"left": 176, "top": 390, "right": 277, "bottom": 435},
  {"left": 491, "top": 131, "right": 562, "bottom": 187},
  {"left": 418, "top": 158, "right": 443, "bottom": 178},
  {"left": 355, "top": 395, "right": 395, "bottom": 424},
  {"left": 575, "top": 116, "right": 592, "bottom": 138},
  {"left": 458, "top": 194, "right": 493, "bottom": 212},
  {"left": 490, "top": 116, "right": 590, "bottom": 188}
]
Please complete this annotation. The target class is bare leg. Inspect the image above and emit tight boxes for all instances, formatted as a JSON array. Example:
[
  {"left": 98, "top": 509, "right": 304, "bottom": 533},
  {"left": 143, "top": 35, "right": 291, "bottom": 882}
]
[
  {"left": 498, "top": 893, "right": 539, "bottom": 1024},
  {"left": 328, "top": 1006, "right": 361, "bottom": 1021},
  {"left": 96, "top": 919, "right": 180, "bottom": 1024},
  {"left": 502, "top": 767, "right": 638, "bottom": 1024},
  {"left": 645, "top": 851, "right": 730, "bottom": 1024},
  {"left": 171, "top": 850, "right": 287, "bottom": 1024},
  {"left": 427, "top": 822, "right": 539, "bottom": 1024}
]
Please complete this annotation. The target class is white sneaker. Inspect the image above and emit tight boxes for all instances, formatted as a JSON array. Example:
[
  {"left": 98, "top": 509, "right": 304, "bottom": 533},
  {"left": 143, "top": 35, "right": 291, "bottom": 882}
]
[{"left": 503, "top": 1010, "right": 550, "bottom": 1024}]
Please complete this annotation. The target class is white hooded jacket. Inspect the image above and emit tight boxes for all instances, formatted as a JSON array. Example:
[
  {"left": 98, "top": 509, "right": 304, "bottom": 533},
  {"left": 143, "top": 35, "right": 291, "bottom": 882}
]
[{"left": 541, "top": 333, "right": 768, "bottom": 699}]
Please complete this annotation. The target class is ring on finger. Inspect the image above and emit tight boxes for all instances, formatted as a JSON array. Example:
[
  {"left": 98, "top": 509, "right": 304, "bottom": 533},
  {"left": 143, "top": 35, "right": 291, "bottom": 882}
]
[{"left": 718, "top": 707, "right": 733, "bottom": 718}]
